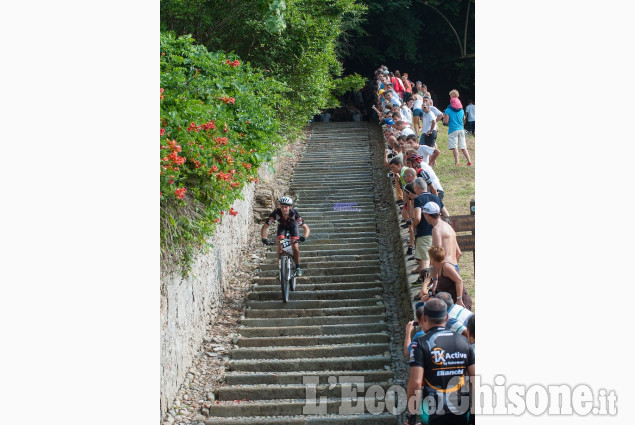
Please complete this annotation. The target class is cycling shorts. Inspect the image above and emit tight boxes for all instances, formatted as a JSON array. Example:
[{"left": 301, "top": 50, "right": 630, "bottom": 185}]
[{"left": 276, "top": 223, "right": 300, "bottom": 241}]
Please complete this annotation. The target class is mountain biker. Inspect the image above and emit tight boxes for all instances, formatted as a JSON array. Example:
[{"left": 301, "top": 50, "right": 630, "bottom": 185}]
[{"left": 260, "top": 196, "right": 310, "bottom": 277}]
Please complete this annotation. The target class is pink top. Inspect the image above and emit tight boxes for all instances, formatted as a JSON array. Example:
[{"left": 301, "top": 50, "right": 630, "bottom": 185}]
[{"left": 450, "top": 97, "right": 463, "bottom": 109}]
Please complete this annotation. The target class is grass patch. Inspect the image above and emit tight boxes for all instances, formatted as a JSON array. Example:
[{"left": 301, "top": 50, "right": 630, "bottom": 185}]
[{"left": 434, "top": 125, "right": 476, "bottom": 309}]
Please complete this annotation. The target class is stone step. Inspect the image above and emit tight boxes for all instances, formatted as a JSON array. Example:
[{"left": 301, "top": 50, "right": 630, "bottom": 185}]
[
  {"left": 300, "top": 214, "right": 376, "bottom": 221},
  {"left": 291, "top": 179, "right": 372, "bottom": 185},
  {"left": 239, "top": 314, "right": 385, "bottom": 328},
  {"left": 246, "top": 298, "right": 382, "bottom": 310},
  {"left": 206, "top": 397, "right": 397, "bottom": 418},
  {"left": 257, "top": 264, "right": 380, "bottom": 277},
  {"left": 297, "top": 236, "right": 378, "bottom": 245},
  {"left": 294, "top": 187, "right": 371, "bottom": 191},
  {"left": 298, "top": 203, "right": 374, "bottom": 209},
  {"left": 244, "top": 304, "right": 385, "bottom": 319},
  {"left": 301, "top": 234, "right": 378, "bottom": 243},
  {"left": 295, "top": 207, "right": 376, "bottom": 215},
  {"left": 205, "top": 413, "right": 397, "bottom": 424},
  {"left": 225, "top": 369, "right": 394, "bottom": 386},
  {"left": 300, "top": 153, "right": 370, "bottom": 157},
  {"left": 231, "top": 342, "right": 390, "bottom": 360},
  {"left": 296, "top": 200, "right": 375, "bottom": 206},
  {"left": 295, "top": 156, "right": 370, "bottom": 162},
  {"left": 237, "top": 332, "right": 389, "bottom": 347},
  {"left": 258, "top": 258, "right": 377, "bottom": 270},
  {"left": 285, "top": 217, "right": 375, "bottom": 224},
  {"left": 297, "top": 208, "right": 375, "bottom": 214},
  {"left": 239, "top": 322, "right": 387, "bottom": 338},
  {"left": 229, "top": 354, "right": 391, "bottom": 372},
  {"left": 247, "top": 287, "right": 383, "bottom": 301},
  {"left": 263, "top": 240, "right": 377, "bottom": 251},
  {"left": 295, "top": 222, "right": 376, "bottom": 229},
  {"left": 293, "top": 161, "right": 370, "bottom": 166},
  {"left": 292, "top": 175, "right": 371, "bottom": 181},
  {"left": 304, "top": 227, "right": 375, "bottom": 234},
  {"left": 293, "top": 193, "right": 372, "bottom": 199},
  {"left": 292, "top": 170, "right": 371, "bottom": 175},
  {"left": 218, "top": 380, "right": 390, "bottom": 401},
  {"left": 294, "top": 199, "right": 374, "bottom": 205},
  {"left": 292, "top": 224, "right": 376, "bottom": 232},
  {"left": 297, "top": 205, "right": 375, "bottom": 215},
  {"left": 252, "top": 281, "right": 382, "bottom": 293},
  {"left": 265, "top": 247, "right": 378, "bottom": 259},
  {"left": 253, "top": 273, "right": 381, "bottom": 285}
]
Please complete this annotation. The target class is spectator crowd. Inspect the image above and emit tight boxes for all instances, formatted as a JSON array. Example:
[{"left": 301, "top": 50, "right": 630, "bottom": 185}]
[{"left": 371, "top": 65, "right": 476, "bottom": 425}]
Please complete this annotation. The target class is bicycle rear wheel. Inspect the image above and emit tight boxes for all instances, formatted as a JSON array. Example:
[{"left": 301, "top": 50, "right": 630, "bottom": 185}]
[{"left": 280, "top": 256, "right": 290, "bottom": 303}]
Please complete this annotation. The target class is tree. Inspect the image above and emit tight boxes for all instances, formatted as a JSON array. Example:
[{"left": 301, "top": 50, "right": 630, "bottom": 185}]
[
  {"left": 416, "top": 0, "right": 474, "bottom": 59},
  {"left": 161, "top": 0, "right": 367, "bottom": 135}
]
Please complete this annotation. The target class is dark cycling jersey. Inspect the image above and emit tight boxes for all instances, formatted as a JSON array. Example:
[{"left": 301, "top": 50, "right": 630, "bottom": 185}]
[
  {"left": 266, "top": 208, "right": 305, "bottom": 228},
  {"left": 410, "top": 326, "right": 474, "bottom": 424},
  {"left": 416, "top": 167, "right": 435, "bottom": 190}
]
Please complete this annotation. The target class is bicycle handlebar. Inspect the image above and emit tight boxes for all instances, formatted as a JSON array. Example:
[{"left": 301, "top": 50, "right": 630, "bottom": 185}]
[{"left": 264, "top": 239, "right": 303, "bottom": 246}]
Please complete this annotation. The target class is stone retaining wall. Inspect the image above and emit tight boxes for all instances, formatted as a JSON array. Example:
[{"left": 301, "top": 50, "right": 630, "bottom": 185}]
[{"left": 160, "top": 165, "right": 275, "bottom": 416}]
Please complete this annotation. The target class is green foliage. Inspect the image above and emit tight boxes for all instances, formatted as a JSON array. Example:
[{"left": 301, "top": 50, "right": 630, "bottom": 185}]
[
  {"left": 331, "top": 73, "right": 367, "bottom": 97},
  {"left": 161, "top": 0, "right": 367, "bottom": 134},
  {"left": 160, "top": 33, "right": 285, "bottom": 275},
  {"left": 160, "top": 1, "right": 368, "bottom": 275}
]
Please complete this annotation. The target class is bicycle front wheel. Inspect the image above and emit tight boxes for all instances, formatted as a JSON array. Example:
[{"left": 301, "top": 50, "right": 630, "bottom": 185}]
[{"left": 280, "top": 256, "right": 290, "bottom": 303}]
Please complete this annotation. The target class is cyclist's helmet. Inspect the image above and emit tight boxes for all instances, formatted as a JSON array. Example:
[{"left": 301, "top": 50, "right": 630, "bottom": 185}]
[
  {"left": 279, "top": 196, "right": 293, "bottom": 206},
  {"left": 408, "top": 153, "right": 423, "bottom": 163}
]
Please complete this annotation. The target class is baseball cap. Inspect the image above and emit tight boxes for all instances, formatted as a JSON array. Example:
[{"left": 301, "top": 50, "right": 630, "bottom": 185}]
[
  {"left": 384, "top": 118, "right": 395, "bottom": 126},
  {"left": 422, "top": 202, "right": 440, "bottom": 215},
  {"left": 416, "top": 81, "right": 422, "bottom": 84},
  {"left": 423, "top": 93, "right": 431, "bottom": 99},
  {"left": 378, "top": 89, "right": 385, "bottom": 95}
]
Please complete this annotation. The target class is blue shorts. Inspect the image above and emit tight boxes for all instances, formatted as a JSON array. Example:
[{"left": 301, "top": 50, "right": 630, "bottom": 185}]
[
  {"left": 419, "top": 130, "right": 437, "bottom": 147},
  {"left": 413, "top": 108, "right": 424, "bottom": 117}
]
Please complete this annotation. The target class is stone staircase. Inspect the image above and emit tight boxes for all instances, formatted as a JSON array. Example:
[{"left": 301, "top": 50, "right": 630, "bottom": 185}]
[{"left": 205, "top": 123, "right": 400, "bottom": 424}]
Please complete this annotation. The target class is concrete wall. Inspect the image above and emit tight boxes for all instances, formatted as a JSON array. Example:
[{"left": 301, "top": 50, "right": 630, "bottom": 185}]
[{"left": 160, "top": 163, "right": 276, "bottom": 415}]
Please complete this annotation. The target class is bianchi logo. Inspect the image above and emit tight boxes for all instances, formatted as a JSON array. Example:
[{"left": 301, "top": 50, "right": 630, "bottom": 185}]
[{"left": 431, "top": 348, "right": 467, "bottom": 365}]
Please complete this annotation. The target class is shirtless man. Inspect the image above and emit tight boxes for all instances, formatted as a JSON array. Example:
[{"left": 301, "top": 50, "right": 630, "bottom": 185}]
[{"left": 421, "top": 202, "right": 462, "bottom": 290}]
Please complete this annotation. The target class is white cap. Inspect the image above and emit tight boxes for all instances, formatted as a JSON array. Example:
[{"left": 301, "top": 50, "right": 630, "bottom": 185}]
[{"left": 422, "top": 202, "right": 440, "bottom": 215}]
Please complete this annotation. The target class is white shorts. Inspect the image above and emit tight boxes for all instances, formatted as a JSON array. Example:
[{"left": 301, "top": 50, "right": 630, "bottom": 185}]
[{"left": 448, "top": 130, "right": 466, "bottom": 150}]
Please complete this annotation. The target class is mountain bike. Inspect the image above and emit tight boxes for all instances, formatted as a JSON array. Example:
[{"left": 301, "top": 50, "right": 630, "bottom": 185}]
[{"left": 266, "top": 233, "right": 302, "bottom": 302}]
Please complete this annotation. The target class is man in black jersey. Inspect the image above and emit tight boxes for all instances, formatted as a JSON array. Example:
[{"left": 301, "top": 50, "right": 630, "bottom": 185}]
[
  {"left": 260, "top": 196, "right": 310, "bottom": 277},
  {"left": 406, "top": 299, "right": 475, "bottom": 425}
]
